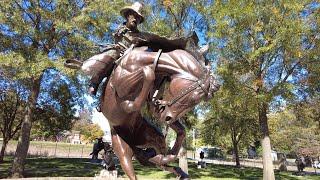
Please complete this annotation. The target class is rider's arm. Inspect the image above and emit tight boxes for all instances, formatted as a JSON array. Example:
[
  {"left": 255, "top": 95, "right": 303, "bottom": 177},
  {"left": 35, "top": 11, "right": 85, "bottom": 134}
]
[
  {"left": 142, "top": 32, "right": 187, "bottom": 51},
  {"left": 141, "top": 31, "right": 200, "bottom": 52}
]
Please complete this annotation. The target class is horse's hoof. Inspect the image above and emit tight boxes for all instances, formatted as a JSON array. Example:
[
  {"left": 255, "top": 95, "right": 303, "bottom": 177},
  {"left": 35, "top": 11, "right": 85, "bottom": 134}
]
[
  {"left": 120, "top": 100, "right": 137, "bottom": 113},
  {"left": 179, "top": 177, "right": 190, "bottom": 180},
  {"left": 174, "top": 167, "right": 189, "bottom": 180},
  {"left": 177, "top": 174, "right": 190, "bottom": 180}
]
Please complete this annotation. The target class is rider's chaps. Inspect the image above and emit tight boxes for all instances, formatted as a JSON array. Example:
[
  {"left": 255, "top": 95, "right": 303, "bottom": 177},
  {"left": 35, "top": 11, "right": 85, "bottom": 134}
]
[{"left": 89, "top": 56, "right": 116, "bottom": 90}]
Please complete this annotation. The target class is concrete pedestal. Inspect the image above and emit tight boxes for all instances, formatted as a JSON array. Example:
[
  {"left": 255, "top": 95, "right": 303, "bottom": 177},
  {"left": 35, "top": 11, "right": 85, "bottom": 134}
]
[{"left": 94, "top": 169, "right": 118, "bottom": 180}]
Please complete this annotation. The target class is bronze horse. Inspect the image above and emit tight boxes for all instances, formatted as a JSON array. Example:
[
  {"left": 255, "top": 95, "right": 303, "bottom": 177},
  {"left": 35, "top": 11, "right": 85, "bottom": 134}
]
[{"left": 100, "top": 46, "right": 219, "bottom": 179}]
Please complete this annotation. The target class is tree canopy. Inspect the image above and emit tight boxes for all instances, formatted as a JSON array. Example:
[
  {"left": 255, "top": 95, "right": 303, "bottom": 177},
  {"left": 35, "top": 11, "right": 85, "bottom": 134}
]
[{"left": 0, "top": 1, "right": 319, "bottom": 179}]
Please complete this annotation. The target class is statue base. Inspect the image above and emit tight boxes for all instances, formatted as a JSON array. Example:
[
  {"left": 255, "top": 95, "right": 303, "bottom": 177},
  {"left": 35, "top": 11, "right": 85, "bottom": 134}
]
[
  {"left": 94, "top": 169, "right": 118, "bottom": 180},
  {"left": 197, "top": 161, "right": 206, "bottom": 169}
]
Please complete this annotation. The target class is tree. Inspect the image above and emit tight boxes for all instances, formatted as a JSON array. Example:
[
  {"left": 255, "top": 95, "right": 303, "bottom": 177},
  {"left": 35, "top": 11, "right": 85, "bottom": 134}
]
[
  {"left": 269, "top": 99, "right": 320, "bottom": 157},
  {"left": 201, "top": 61, "right": 259, "bottom": 167},
  {"left": 72, "top": 119, "right": 104, "bottom": 143},
  {"left": 0, "top": 0, "right": 125, "bottom": 177},
  {"left": 31, "top": 82, "right": 76, "bottom": 141},
  {"left": 208, "top": 1, "right": 319, "bottom": 179},
  {"left": 0, "top": 88, "right": 26, "bottom": 162}
]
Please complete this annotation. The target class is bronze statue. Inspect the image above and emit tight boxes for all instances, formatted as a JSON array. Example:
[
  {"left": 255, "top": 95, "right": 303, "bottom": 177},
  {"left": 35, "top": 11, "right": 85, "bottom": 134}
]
[
  {"left": 100, "top": 45, "right": 219, "bottom": 179},
  {"left": 65, "top": 2, "right": 219, "bottom": 179},
  {"left": 65, "top": 2, "right": 207, "bottom": 96}
]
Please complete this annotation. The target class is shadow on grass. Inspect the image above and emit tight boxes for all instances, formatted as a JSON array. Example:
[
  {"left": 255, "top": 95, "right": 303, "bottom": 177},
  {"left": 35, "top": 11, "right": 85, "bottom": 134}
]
[
  {"left": 1, "top": 157, "right": 319, "bottom": 179},
  {"left": 0, "top": 157, "right": 102, "bottom": 178},
  {"left": 25, "top": 158, "right": 103, "bottom": 177}
]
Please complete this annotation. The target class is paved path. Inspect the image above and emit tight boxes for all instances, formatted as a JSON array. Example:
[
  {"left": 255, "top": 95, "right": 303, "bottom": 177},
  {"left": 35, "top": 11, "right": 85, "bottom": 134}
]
[{"left": 189, "top": 157, "right": 320, "bottom": 174}]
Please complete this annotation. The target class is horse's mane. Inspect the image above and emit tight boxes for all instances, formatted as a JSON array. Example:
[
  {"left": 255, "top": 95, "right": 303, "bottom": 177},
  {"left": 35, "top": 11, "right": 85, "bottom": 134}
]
[
  {"left": 158, "top": 49, "right": 205, "bottom": 81},
  {"left": 131, "top": 46, "right": 205, "bottom": 80}
]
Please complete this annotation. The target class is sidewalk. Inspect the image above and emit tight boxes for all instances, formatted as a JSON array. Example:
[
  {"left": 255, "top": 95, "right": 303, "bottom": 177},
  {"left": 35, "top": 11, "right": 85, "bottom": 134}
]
[{"left": 188, "top": 157, "right": 320, "bottom": 174}]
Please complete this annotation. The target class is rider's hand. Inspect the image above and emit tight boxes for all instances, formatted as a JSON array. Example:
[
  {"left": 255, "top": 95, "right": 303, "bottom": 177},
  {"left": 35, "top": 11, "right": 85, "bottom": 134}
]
[{"left": 132, "top": 37, "right": 148, "bottom": 45}]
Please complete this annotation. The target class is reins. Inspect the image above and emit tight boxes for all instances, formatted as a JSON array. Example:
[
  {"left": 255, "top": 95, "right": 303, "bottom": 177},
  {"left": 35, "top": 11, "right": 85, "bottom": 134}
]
[{"left": 166, "top": 76, "right": 208, "bottom": 107}]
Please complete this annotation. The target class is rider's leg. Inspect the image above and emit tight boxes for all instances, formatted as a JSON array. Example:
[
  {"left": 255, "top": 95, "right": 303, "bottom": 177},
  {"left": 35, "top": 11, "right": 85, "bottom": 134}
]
[
  {"left": 82, "top": 50, "right": 118, "bottom": 95},
  {"left": 121, "top": 66, "right": 155, "bottom": 113},
  {"left": 88, "top": 56, "right": 115, "bottom": 95},
  {"left": 111, "top": 130, "right": 137, "bottom": 180}
]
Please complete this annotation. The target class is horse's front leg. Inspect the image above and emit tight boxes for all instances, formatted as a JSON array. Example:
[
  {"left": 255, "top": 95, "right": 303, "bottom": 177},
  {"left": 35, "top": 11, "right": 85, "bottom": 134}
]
[
  {"left": 168, "top": 120, "right": 186, "bottom": 155},
  {"left": 133, "top": 117, "right": 189, "bottom": 179},
  {"left": 121, "top": 66, "right": 155, "bottom": 113},
  {"left": 147, "top": 120, "right": 185, "bottom": 166},
  {"left": 147, "top": 120, "right": 185, "bottom": 165},
  {"left": 111, "top": 130, "right": 137, "bottom": 180}
]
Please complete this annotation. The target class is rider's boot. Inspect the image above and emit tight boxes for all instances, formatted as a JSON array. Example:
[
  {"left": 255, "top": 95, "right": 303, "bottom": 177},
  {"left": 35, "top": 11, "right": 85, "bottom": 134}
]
[{"left": 87, "top": 56, "right": 116, "bottom": 96}]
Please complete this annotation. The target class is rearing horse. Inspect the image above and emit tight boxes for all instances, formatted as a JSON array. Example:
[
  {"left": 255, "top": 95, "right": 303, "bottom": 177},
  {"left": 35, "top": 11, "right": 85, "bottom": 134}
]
[{"left": 100, "top": 47, "right": 219, "bottom": 179}]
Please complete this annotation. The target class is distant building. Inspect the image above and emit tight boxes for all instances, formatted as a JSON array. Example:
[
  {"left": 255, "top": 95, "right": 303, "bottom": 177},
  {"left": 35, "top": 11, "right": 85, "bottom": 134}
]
[
  {"left": 70, "top": 130, "right": 81, "bottom": 144},
  {"left": 103, "top": 130, "right": 112, "bottom": 143}
]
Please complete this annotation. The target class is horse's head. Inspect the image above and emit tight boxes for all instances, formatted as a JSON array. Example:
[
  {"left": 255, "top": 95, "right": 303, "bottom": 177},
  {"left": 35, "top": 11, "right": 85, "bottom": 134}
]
[{"left": 158, "top": 70, "right": 220, "bottom": 123}]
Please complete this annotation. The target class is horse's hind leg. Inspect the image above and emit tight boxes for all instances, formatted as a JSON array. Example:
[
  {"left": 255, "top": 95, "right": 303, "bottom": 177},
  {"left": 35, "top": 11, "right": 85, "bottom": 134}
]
[
  {"left": 111, "top": 130, "right": 137, "bottom": 180},
  {"left": 121, "top": 66, "right": 155, "bottom": 113}
]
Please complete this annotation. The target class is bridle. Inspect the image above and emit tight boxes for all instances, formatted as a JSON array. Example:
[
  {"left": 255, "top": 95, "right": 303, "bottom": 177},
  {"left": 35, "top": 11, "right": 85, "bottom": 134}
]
[
  {"left": 152, "top": 72, "right": 211, "bottom": 115},
  {"left": 166, "top": 75, "right": 209, "bottom": 107},
  {"left": 160, "top": 74, "right": 210, "bottom": 128}
]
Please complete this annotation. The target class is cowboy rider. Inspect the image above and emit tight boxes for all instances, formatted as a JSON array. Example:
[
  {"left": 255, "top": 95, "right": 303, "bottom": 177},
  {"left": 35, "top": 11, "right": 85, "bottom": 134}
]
[{"left": 71, "top": 2, "right": 207, "bottom": 95}]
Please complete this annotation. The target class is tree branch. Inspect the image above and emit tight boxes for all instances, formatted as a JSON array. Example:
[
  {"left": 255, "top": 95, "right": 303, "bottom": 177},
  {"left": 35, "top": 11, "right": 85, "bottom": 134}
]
[
  {"left": 10, "top": 120, "right": 23, "bottom": 139},
  {"left": 14, "top": 0, "right": 37, "bottom": 25}
]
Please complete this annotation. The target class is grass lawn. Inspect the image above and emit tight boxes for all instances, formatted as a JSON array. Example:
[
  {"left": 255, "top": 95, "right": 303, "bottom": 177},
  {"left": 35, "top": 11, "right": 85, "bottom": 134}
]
[{"left": 0, "top": 156, "right": 319, "bottom": 179}]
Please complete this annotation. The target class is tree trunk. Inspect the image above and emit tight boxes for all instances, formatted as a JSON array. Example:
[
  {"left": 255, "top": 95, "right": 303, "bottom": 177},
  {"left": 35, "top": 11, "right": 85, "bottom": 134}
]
[
  {"left": 232, "top": 140, "right": 240, "bottom": 167},
  {"left": 259, "top": 102, "right": 275, "bottom": 180},
  {"left": 0, "top": 139, "right": 8, "bottom": 163},
  {"left": 11, "top": 78, "right": 41, "bottom": 178},
  {"left": 231, "top": 129, "right": 240, "bottom": 167}
]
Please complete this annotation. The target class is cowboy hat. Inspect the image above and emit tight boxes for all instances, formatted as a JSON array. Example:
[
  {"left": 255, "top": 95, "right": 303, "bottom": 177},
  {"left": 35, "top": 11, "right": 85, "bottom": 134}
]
[{"left": 120, "top": 2, "right": 145, "bottom": 23}]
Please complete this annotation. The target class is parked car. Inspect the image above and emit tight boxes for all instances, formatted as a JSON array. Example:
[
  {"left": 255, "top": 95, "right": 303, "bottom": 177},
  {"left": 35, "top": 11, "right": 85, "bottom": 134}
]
[{"left": 197, "top": 147, "right": 224, "bottom": 160}]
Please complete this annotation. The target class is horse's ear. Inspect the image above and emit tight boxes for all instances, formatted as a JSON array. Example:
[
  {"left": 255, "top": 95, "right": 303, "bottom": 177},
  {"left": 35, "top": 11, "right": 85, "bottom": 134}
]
[
  {"left": 64, "top": 59, "right": 83, "bottom": 69},
  {"left": 199, "top": 44, "right": 209, "bottom": 55}
]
